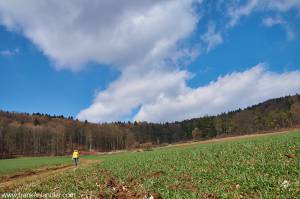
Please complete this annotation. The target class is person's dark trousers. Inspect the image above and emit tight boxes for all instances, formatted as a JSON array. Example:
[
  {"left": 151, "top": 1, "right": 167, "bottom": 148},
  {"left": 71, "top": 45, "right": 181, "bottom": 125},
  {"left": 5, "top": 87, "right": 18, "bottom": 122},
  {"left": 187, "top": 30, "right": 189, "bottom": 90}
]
[{"left": 74, "top": 158, "right": 79, "bottom": 166}]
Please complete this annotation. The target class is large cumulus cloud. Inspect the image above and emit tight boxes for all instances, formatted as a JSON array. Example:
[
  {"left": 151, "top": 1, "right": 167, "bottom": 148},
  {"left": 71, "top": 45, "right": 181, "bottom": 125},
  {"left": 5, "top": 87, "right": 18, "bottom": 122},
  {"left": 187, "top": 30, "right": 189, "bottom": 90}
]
[
  {"left": 135, "top": 64, "right": 300, "bottom": 122},
  {"left": 0, "top": 0, "right": 198, "bottom": 70}
]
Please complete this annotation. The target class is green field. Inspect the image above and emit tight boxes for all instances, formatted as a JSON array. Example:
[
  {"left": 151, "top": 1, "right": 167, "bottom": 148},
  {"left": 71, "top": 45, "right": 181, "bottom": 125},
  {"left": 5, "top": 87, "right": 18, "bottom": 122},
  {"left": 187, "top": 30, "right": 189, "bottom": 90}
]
[
  {"left": 0, "top": 156, "right": 73, "bottom": 176},
  {"left": 2, "top": 131, "right": 300, "bottom": 198},
  {"left": 0, "top": 154, "right": 103, "bottom": 177}
]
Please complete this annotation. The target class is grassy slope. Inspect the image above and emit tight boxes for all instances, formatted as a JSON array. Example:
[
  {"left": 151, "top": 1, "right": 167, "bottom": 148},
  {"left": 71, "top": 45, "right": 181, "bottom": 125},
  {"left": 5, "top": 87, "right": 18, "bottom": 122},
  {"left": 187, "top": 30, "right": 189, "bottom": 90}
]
[{"left": 7, "top": 131, "right": 299, "bottom": 198}]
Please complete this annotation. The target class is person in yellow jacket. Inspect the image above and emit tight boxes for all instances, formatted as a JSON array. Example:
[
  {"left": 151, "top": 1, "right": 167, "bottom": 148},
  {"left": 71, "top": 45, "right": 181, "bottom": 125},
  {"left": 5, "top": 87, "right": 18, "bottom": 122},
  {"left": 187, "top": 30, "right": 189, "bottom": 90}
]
[{"left": 72, "top": 150, "right": 79, "bottom": 166}]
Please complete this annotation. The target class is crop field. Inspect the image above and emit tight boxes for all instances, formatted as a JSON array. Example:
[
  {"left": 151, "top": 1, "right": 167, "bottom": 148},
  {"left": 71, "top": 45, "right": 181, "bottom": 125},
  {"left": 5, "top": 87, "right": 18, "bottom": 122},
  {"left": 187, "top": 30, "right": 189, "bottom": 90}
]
[{"left": 1, "top": 131, "right": 300, "bottom": 198}]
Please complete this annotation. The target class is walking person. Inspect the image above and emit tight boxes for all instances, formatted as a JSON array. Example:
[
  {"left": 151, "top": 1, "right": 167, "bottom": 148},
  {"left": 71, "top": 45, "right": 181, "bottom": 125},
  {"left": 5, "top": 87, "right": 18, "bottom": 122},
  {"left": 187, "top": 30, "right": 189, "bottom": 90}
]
[{"left": 72, "top": 150, "right": 79, "bottom": 166}]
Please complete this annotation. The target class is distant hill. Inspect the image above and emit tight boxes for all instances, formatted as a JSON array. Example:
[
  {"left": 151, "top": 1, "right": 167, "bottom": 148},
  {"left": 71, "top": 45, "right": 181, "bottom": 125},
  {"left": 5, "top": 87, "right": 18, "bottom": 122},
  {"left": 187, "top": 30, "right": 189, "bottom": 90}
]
[{"left": 1, "top": 94, "right": 300, "bottom": 157}]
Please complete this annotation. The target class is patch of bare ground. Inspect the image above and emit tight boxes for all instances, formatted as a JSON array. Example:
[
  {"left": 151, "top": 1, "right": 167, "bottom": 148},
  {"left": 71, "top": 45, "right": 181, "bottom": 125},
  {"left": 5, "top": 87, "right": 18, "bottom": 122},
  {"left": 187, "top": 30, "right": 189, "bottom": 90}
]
[
  {"left": 200, "top": 192, "right": 218, "bottom": 199},
  {"left": 0, "top": 159, "right": 98, "bottom": 191},
  {"left": 99, "top": 169, "right": 162, "bottom": 199}
]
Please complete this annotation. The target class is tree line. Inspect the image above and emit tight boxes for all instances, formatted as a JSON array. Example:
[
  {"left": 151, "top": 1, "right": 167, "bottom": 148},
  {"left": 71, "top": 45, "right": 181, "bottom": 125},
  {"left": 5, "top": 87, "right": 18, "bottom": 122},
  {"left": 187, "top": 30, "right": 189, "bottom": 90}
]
[{"left": 0, "top": 94, "right": 300, "bottom": 158}]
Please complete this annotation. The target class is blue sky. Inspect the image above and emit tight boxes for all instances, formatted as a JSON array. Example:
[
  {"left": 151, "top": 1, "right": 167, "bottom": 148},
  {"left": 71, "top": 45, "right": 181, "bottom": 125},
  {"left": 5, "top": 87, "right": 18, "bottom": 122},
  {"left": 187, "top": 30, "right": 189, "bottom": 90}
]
[
  {"left": 0, "top": 27, "right": 119, "bottom": 117},
  {"left": 0, "top": 0, "right": 300, "bottom": 123},
  {"left": 188, "top": 10, "right": 300, "bottom": 87}
]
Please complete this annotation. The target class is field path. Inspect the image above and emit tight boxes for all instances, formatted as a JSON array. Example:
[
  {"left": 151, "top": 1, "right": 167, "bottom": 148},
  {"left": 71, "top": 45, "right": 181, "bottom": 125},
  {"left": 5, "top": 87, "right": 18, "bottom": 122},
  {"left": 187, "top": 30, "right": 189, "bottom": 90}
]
[
  {"left": 163, "top": 128, "right": 300, "bottom": 148},
  {"left": 0, "top": 159, "right": 98, "bottom": 191}
]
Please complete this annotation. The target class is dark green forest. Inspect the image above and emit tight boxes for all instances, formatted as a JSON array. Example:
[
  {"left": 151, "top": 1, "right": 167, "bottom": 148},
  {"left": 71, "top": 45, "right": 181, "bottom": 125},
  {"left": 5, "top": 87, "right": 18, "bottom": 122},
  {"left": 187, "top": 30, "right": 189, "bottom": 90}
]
[{"left": 1, "top": 94, "right": 300, "bottom": 158}]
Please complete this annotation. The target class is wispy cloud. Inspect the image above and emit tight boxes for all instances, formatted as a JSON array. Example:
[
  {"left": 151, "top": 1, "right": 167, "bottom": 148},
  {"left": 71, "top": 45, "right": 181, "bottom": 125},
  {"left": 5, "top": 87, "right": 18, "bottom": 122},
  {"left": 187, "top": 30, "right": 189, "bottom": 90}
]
[
  {"left": 201, "top": 23, "right": 223, "bottom": 52},
  {"left": 227, "top": 0, "right": 258, "bottom": 28},
  {"left": 0, "top": 48, "right": 19, "bottom": 56},
  {"left": 262, "top": 16, "right": 295, "bottom": 40},
  {"left": 226, "top": 0, "right": 300, "bottom": 29},
  {"left": 262, "top": 17, "right": 284, "bottom": 27}
]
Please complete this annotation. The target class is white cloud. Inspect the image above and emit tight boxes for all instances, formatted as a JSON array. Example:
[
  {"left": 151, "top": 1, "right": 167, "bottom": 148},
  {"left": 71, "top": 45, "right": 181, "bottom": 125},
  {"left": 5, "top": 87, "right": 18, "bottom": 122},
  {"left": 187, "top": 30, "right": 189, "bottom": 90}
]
[
  {"left": 201, "top": 23, "right": 223, "bottom": 52},
  {"left": 78, "top": 63, "right": 300, "bottom": 123},
  {"left": 134, "top": 63, "right": 300, "bottom": 122},
  {"left": 0, "top": 48, "right": 19, "bottom": 56},
  {"left": 265, "top": 0, "right": 300, "bottom": 12},
  {"left": 227, "top": 0, "right": 258, "bottom": 28},
  {"left": 262, "top": 17, "right": 295, "bottom": 40},
  {"left": 262, "top": 17, "right": 284, "bottom": 27},
  {"left": 227, "top": 0, "right": 300, "bottom": 28},
  {"left": 0, "top": 0, "right": 199, "bottom": 71},
  {"left": 77, "top": 68, "right": 190, "bottom": 122},
  {"left": 286, "top": 27, "right": 296, "bottom": 40}
]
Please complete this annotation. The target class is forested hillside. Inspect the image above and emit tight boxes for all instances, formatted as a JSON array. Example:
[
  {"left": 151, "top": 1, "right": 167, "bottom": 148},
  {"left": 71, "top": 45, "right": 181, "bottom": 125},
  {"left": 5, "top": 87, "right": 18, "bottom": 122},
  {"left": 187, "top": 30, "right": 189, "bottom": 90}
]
[{"left": 1, "top": 94, "right": 300, "bottom": 157}]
